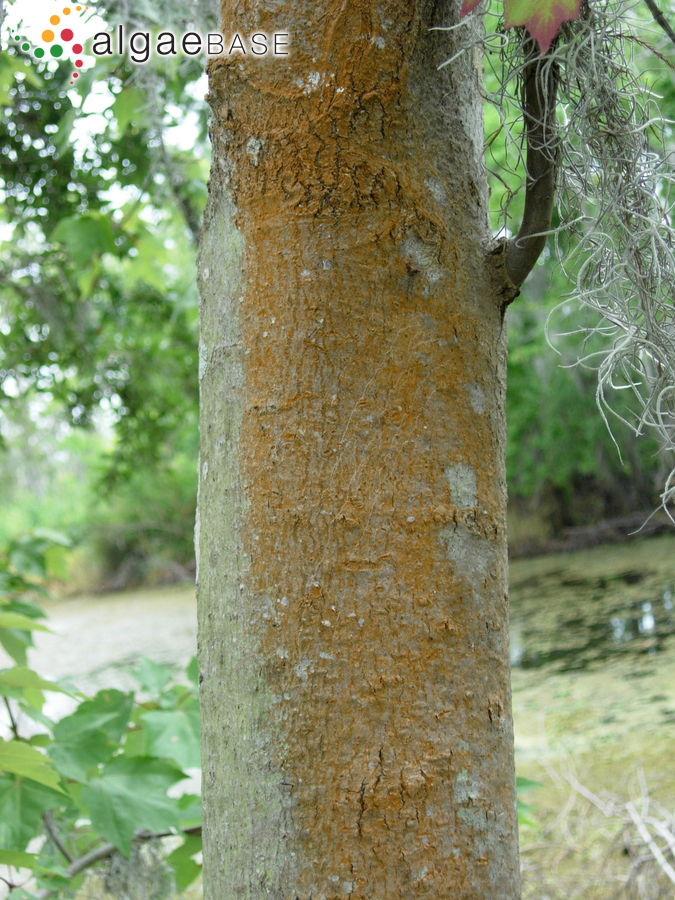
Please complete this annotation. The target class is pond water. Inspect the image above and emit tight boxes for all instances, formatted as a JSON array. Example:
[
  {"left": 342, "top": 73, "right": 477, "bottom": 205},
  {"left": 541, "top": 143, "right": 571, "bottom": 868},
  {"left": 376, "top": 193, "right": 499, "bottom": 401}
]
[
  {"left": 510, "top": 545, "right": 675, "bottom": 673},
  {"left": 509, "top": 534, "right": 675, "bottom": 804}
]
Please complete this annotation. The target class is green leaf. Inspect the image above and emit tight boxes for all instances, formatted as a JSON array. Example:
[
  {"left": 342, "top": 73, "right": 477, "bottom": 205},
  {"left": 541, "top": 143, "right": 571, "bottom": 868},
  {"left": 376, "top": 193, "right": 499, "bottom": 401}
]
[
  {"left": 177, "top": 793, "right": 202, "bottom": 829},
  {"left": 31, "top": 529, "right": 71, "bottom": 547},
  {"left": 48, "top": 728, "right": 114, "bottom": 784},
  {"left": 0, "top": 775, "right": 63, "bottom": 849},
  {"left": 43, "top": 545, "right": 69, "bottom": 582},
  {"left": 122, "top": 726, "right": 146, "bottom": 758},
  {"left": 0, "top": 629, "right": 31, "bottom": 667},
  {"left": 141, "top": 705, "right": 200, "bottom": 769},
  {"left": 130, "top": 657, "right": 173, "bottom": 696},
  {"left": 7, "top": 537, "right": 48, "bottom": 580},
  {"left": 77, "top": 257, "right": 101, "bottom": 301},
  {"left": 0, "top": 601, "right": 48, "bottom": 665},
  {"left": 22, "top": 689, "right": 45, "bottom": 712},
  {"left": 51, "top": 213, "right": 117, "bottom": 267},
  {"left": 517, "top": 799, "right": 537, "bottom": 827},
  {"left": 54, "top": 107, "right": 77, "bottom": 154},
  {"left": 516, "top": 776, "right": 543, "bottom": 794},
  {"left": 0, "top": 850, "right": 39, "bottom": 869},
  {"left": 0, "top": 65, "right": 15, "bottom": 107},
  {"left": 0, "top": 667, "right": 72, "bottom": 695},
  {"left": 80, "top": 757, "right": 184, "bottom": 856},
  {"left": 125, "top": 233, "right": 170, "bottom": 290},
  {"left": 516, "top": 776, "right": 542, "bottom": 827},
  {"left": 186, "top": 656, "right": 199, "bottom": 686},
  {"left": 112, "top": 87, "right": 147, "bottom": 137},
  {"left": 0, "top": 740, "right": 65, "bottom": 793},
  {"left": 0, "top": 599, "right": 46, "bottom": 623},
  {"left": 52, "top": 690, "right": 134, "bottom": 746},
  {"left": 47, "top": 690, "right": 133, "bottom": 782},
  {"left": 165, "top": 834, "right": 202, "bottom": 891},
  {"left": 0, "top": 614, "right": 50, "bottom": 632}
]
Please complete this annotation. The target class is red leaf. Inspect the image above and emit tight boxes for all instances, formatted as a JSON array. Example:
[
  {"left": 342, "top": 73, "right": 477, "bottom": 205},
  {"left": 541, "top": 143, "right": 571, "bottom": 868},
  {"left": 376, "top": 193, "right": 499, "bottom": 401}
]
[
  {"left": 504, "top": 0, "right": 582, "bottom": 53},
  {"left": 460, "top": 0, "right": 484, "bottom": 16}
]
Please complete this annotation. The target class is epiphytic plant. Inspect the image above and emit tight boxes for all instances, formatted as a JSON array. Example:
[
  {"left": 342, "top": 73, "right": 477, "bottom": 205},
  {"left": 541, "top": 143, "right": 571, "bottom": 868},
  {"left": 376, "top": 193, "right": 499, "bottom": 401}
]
[{"left": 444, "top": 0, "right": 675, "bottom": 517}]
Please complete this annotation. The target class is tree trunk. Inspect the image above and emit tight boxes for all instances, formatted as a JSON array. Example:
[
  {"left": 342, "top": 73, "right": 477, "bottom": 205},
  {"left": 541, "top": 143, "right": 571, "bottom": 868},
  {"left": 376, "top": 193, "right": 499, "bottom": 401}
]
[{"left": 196, "top": 1, "right": 520, "bottom": 897}]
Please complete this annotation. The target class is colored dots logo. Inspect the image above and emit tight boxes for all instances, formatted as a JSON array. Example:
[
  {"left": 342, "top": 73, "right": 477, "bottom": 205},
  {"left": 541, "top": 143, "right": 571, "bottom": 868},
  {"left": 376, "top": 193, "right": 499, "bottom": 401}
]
[
  {"left": 16, "top": 5, "right": 91, "bottom": 83},
  {"left": 12, "top": 33, "right": 32, "bottom": 52}
]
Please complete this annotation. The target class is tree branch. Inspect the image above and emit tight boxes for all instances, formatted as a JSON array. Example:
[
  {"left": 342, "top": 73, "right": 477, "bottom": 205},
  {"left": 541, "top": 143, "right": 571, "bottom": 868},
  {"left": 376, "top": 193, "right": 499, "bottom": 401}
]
[
  {"left": 33, "top": 825, "right": 202, "bottom": 899},
  {"left": 3, "top": 696, "right": 20, "bottom": 740},
  {"left": 156, "top": 127, "right": 202, "bottom": 244},
  {"left": 643, "top": 0, "right": 675, "bottom": 51},
  {"left": 42, "top": 812, "right": 74, "bottom": 865},
  {"left": 503, "top": 38, "right": 559, "bottom": 291}
]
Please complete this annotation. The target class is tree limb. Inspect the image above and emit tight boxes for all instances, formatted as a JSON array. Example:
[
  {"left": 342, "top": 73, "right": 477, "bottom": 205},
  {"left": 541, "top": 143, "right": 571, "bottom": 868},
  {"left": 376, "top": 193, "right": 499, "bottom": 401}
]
[
  {"left": 42, "top": 812, "right": 73, "bottom": 865},
  {"left": 33, "top": 825, "right": 202, "bottom": 899},
  {"left": 156, "top": 127, "right": 202, "bottom": 244},
  {"left": 503, "top": 38, "right": 559, "bottom": 292},
  {"left": 3, "top": 696, "right": 19, "bottom": 740},
  {"left": 643, "top": 0, "right": 675, "bottom": 51}
]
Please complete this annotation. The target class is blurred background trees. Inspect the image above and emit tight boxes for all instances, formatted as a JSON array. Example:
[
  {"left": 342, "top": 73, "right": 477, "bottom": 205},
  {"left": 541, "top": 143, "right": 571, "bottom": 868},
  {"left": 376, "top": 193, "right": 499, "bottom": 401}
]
[
  {"left": 0, "top": 0, "right": 672, "bottom": 592},
  {"left": 0, "top": 1, "right": 217, "bottom": 588}
]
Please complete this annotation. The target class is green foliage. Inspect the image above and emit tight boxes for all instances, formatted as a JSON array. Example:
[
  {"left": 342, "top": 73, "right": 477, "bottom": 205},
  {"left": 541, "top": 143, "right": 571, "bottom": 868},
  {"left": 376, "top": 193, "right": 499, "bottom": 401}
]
[
  {"left": 165, "top": 833, "right": 202, "bottom": 892},
  {"left": 516, "top": 775, "right": 543, "bottom": 827},
  {"left": 51, "top": 213, "right": 117, "bottom": 268},
  {"left": 0, "top": 5, "right": 206, "bottom": 481},
  {"left": 480, "top": 10, "right": 669, "bottom": 527},
  {"left": 81, "top": 757, "right": 185, "bottom": 857},
  {"left": 0, "top": 535, "right": 202, "bottom": 897},
  {"left": 505, "top": 279, "right": 664, "bottom": 526},
  {"left": 0, "top": 1, "right": 206, "bottom": 577}
]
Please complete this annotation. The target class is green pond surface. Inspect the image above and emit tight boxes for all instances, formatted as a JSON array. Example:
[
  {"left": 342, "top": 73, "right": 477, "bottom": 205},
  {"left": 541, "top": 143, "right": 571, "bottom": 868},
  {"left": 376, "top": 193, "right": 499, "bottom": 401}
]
[{"left": 509, "top": 532, "right": 675, "bottom": 806}]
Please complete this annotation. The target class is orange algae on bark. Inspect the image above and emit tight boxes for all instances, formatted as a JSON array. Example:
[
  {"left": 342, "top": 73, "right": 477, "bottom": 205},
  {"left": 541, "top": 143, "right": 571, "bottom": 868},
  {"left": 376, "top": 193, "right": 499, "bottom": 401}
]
[{"left": 197, "top": 1, "right": 520, "bottom": 898}]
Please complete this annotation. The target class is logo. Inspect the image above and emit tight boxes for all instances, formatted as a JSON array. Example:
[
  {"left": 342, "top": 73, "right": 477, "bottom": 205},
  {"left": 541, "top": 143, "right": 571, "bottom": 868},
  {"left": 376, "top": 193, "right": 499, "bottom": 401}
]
[
  {"left": 8, "top": 5, "right": 92, "bottom": 84},
  {"left": 6, "top": 3, "right": 289, "bottom": 73}
]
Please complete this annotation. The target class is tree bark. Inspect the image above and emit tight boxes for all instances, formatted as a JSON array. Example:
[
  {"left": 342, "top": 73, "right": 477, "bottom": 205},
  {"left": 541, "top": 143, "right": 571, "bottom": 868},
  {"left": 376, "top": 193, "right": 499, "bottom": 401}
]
[{"left": 196, "top": 1, "right": 520, "bottom": 897}]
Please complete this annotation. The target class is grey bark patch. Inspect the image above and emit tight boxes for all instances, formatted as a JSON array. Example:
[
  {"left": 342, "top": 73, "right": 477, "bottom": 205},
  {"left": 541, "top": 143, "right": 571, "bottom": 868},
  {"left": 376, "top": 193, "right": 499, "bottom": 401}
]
[
  {"left": 425, "top": 177, "right": 447, "bottom": 205},
  {"left": 439, "top": 523, "right": 495, "bottom": 586},
  {"left": 465, "top": 382, "right": 485, "bottom": 414},
  {"left": 198, "top": 340, "right": 209, "bottom": 381},
  {"left": 194, "top": 506, "right": 200, "bottom": 583},
  {"left": 400, "top": 232, "right": 442, "bottom": 282},
  {"left": 245, "top": 137, "right": 264, "bottom": 167},
  {"left": 444, "top": 463, "right": 477, "bottom": 508},
  {"left": 454, "top": 769, "right": 482, "bottom": 804}
]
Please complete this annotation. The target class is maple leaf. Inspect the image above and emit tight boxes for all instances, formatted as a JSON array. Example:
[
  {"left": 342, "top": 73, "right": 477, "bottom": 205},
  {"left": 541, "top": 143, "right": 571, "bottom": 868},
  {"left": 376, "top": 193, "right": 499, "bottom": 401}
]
[
  {"left": 460, "top": 0, "right": 583, "bottom": 54},
  {"left": 460, "top": 0, "right": 484, "bottom": 13}
]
